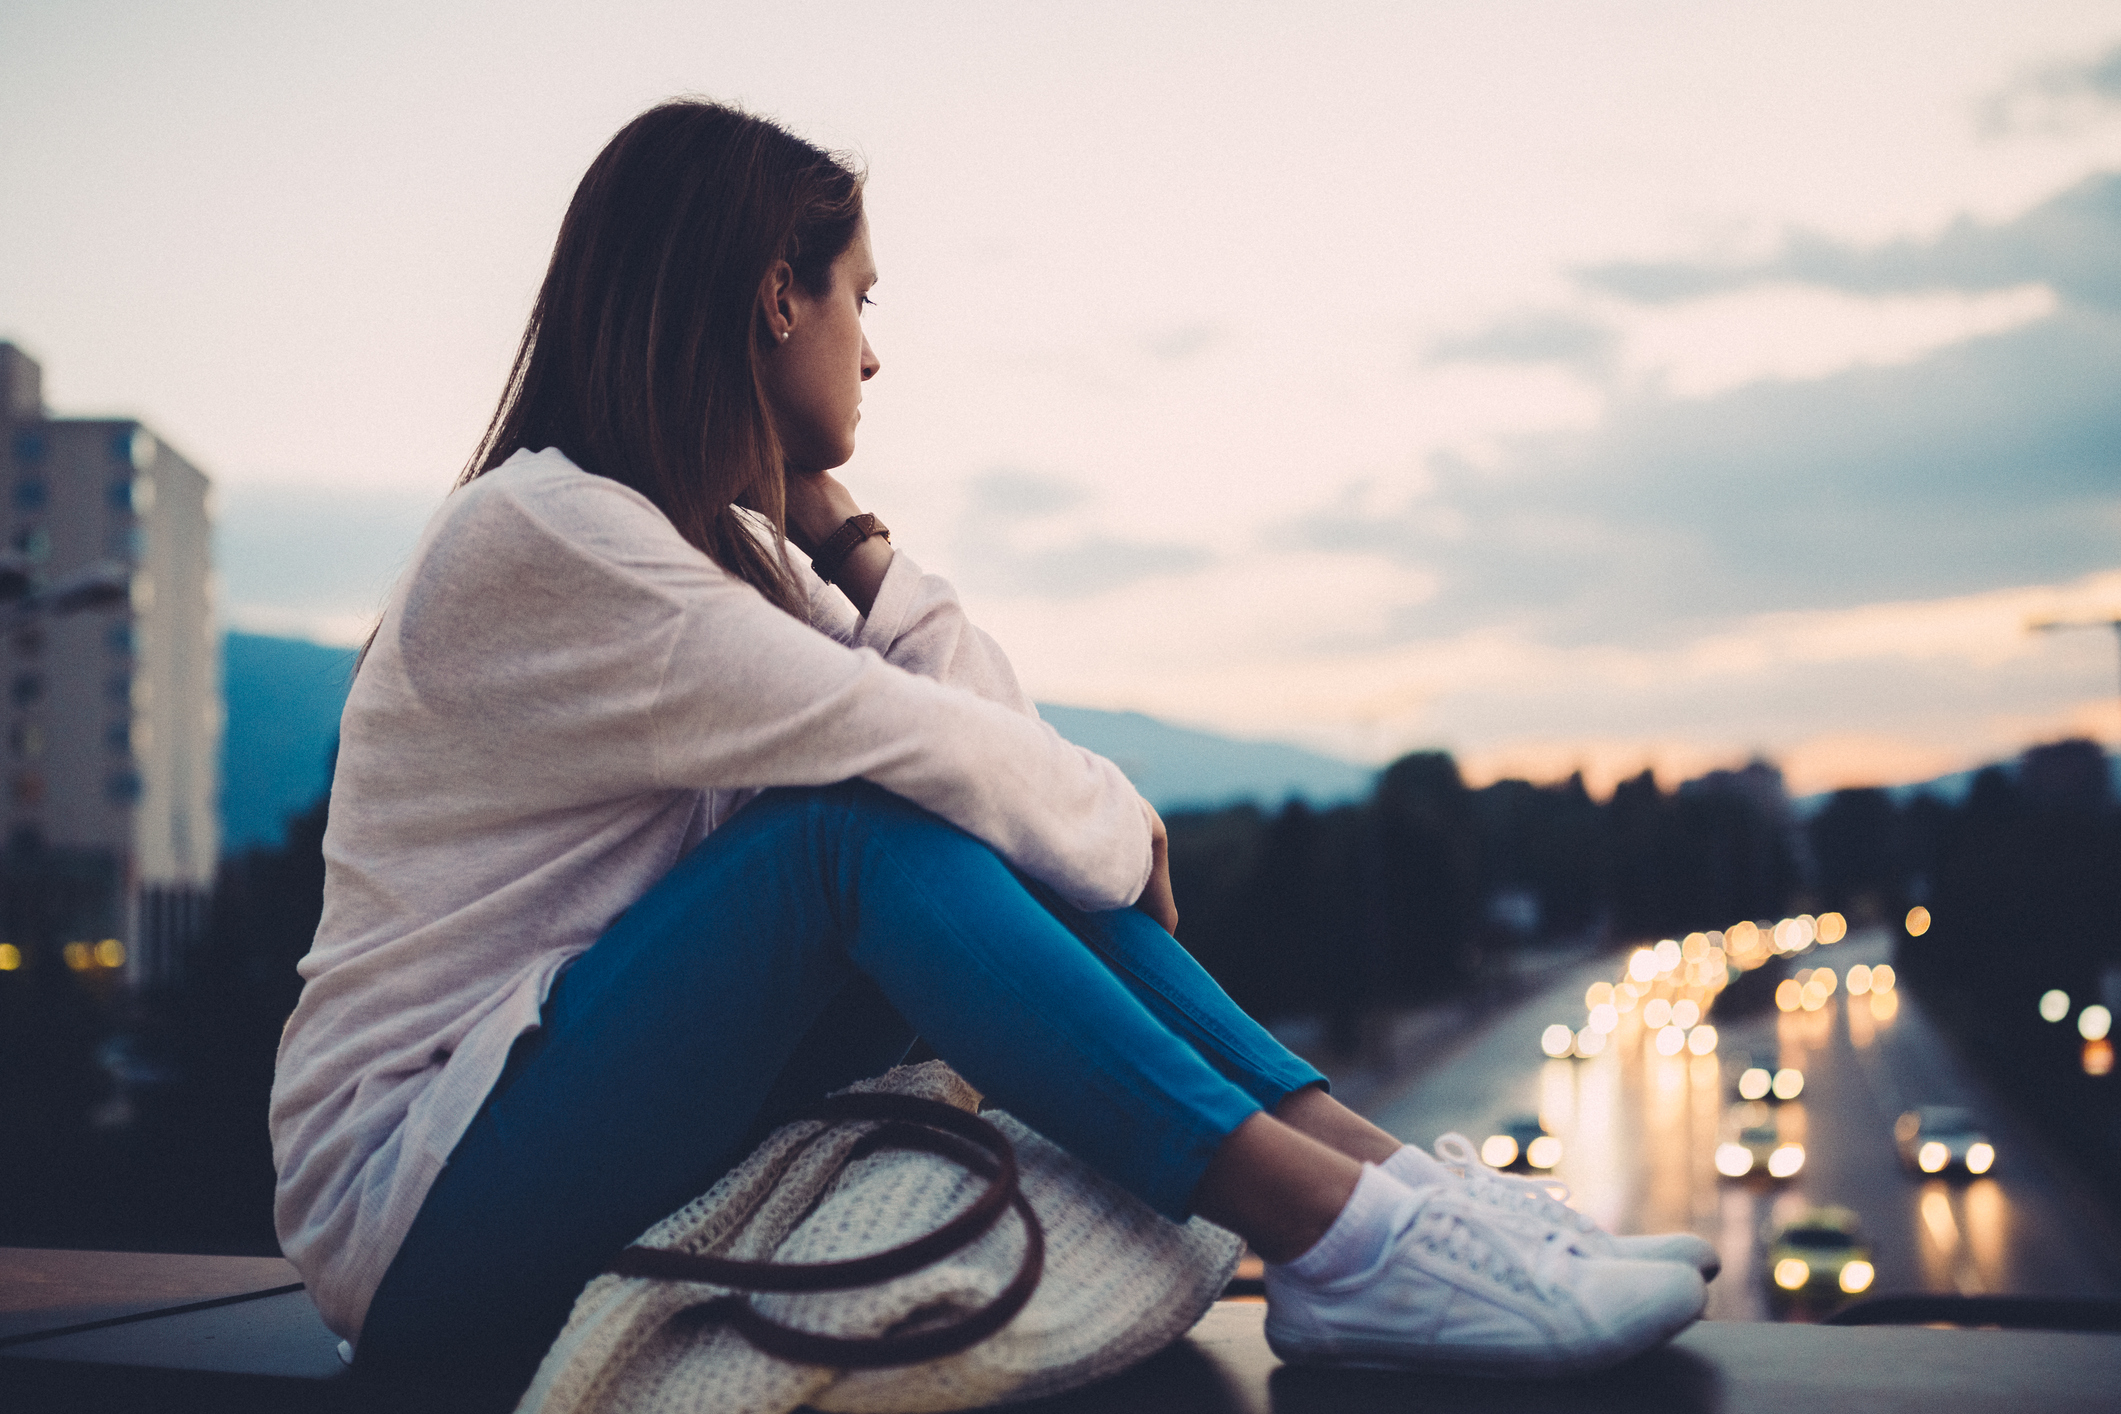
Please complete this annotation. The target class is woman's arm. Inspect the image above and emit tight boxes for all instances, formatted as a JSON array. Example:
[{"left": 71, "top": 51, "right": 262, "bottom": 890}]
[{"left": 785, "top": 468, "right": 891, "bottom": 617}]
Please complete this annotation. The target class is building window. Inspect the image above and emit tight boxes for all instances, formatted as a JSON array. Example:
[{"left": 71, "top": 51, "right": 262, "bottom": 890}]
[
  {"left": 11, "top": 525, "right": 48, "bottom": 562},
  {"left": 109, "top": 428, "right": 155, "bottom": 470},
  {"left": 104, "top": 672, "right": 130, "bottom": 705},
  {"left": 11, "top": 626, "right": 42, "bottom": 657},
  {"left": 105, "top": 623, "right": 133, "bottom": 654},
  {"left": 10, "top": 673, "right": 41, "bottom": 707},
  {"left": 106, "top": 720, "right": 132, "bottom": 754},
  {"left": 13, "top": 772, "right": 44, "bottom": 806},
  {"left": 109, "top": 478, "right": 138, "bottom": 513},
  {"left": 105, "top": 770, "right": 141, "bottom": 805},
  {"left": 105, "top": 524, "right": 146, "bottom": 560},
  {"left": 9, "top": 721, "right": 42, "bottom": 758},
  {"left": 11, "top": 430, "right": 46, "bottom": 467},
  {"left": 12, "top": 477, "right": 45, "bottom": 510}
]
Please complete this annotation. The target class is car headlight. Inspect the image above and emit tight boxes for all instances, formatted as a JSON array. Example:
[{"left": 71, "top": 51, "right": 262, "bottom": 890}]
[
  {"left": 1918, "top": 1141, "right": 1948, "bottom": 1173},
  {"left": 1768, "top": 1144, "right": 1805, "bottom": 1178},
  {"left": 1839, "top": 1260, "right": 1875, "bottom": 1294},
  {"left": 1965, "top": 1142, "right": 1994, "bottom": 1175},
  {"left": 1526, "top": 1135, "right": 1563, "bottom": 1169},
  {"left": 1774, "top": 1258, "right": 1810, "bottom": 1290},
  {"left": 1715, "top": 1143, "right": 1755, "bottom": 1177},
  {"left": 1481, "top": 1135, "right": 1519, "bottom": 1168}
]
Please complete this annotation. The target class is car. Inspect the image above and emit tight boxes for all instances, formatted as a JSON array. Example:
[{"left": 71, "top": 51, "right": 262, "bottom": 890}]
[
  {"left": 1733, "top": 1063, "right": 1805, "bottom": 1103},
  {"left": 1478, "top": 1114, "right": 1562, "bottom": 1173},
  {"left": 1714, "top": 1100, "right": 1805, "bottom": 1180},
  {"left": 1894, "top": 1106, "right": 1995, "bottom": 1176},
  {"left": 1767, "top": 1205, "right": 1874, "bottom": 1311}
]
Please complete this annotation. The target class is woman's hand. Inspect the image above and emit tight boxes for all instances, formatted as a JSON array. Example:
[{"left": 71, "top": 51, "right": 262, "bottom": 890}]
[
  {"left": 1137, "top": 804, "right": 1179, "bottom": 935},
  {"left": 783, "top": 469, "right": 862, "bottom": 554},
  {"left": 785, "top": 469, "right": 891, "bottom": 615}
]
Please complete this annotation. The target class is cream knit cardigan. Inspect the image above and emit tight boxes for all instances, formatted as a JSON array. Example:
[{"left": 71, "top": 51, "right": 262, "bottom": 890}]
[{"left": 268, "top": 448, "right": 1154, "bottom": 1343}]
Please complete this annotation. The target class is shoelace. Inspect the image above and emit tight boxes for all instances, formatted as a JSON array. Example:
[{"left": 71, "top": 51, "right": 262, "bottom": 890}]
[
  {"left": 1431, "top": 1133, "right": 1600, "bottom": 1237},
  {"left": 1403, "top": 1190, "right": 1571, "bottom": 1301}
]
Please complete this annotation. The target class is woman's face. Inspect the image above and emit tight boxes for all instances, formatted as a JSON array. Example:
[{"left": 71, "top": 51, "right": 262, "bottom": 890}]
[{"left": 764, "top": 221, "right": 880, "bottom": 473}]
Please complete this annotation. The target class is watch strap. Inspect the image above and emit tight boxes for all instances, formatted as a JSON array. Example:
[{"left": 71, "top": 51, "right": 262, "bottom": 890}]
[{"left": 811, "top": 512, "right": 890, "bottom": 583}]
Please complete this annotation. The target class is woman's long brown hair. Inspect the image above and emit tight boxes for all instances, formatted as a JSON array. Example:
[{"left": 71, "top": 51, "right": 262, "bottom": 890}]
[{"left": 459, "top": 99, "right": 865, "bottom": 616}]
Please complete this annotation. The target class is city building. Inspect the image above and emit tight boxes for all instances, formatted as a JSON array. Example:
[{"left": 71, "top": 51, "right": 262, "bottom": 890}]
[{"left": 0, "top": 342, "right": 220, "bottom": 987}]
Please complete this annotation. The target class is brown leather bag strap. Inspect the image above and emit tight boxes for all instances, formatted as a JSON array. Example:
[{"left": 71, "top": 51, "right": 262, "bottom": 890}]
[
  {"left": 688, "top": 1186, "right": 1043, "bottom": 1369},
  {"left": 606, "top": 1092, "right": 1047, "bottom": 1368},
  {"left": 607, "top": 1093, "right": 1019, "bottom": 1292}
]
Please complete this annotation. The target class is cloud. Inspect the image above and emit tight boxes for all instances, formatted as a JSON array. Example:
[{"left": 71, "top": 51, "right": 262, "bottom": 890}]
[
  {"left": 1269, "top": 172, "right": 2121, "bottom": 644},
  {"left": 1977, "top": 39, "right": 2121, "bottom": 136},
  {"left": 1425, "top": 311, "right": 1617, "bottom": 374},
  {"left": 954, "top": 467, "right": 1212, "bottom": 599},
  {"left": 216, "top": 481, "right": 442, "bottom": 643},
  {"left": 1576, "top": 172, "right": 2121, "bottom": 309},
  {"left": 963, "top": 468, "right": 1088, "bottom": 519},
  {"left": 1140, "top": 322, "right": 1225, "bottom": 362}
]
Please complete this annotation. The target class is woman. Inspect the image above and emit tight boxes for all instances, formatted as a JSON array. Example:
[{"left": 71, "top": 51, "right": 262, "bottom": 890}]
[{"left": 269, "top": 99, "right": 1711, "bottom": 1389}]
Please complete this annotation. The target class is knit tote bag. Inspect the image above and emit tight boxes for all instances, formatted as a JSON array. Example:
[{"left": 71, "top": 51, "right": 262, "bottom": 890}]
[{"left": 514, "top": 1061, "right": 1244, "bottom": 1414}]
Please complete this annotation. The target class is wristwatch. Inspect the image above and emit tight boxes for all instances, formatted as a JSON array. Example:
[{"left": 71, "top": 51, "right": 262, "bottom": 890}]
[{"left": 810, "top": 512, "right": 890, "bottom": 583}]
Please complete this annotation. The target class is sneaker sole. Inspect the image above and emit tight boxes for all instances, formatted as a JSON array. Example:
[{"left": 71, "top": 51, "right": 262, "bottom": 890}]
[{"left": 1264, "top": 1282, "right": 1706, "bottom": 1378}]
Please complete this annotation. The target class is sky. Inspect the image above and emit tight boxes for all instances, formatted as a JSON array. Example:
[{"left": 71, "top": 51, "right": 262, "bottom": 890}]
[{"left": 3, "top": 1, "right": 2118, "bottom": 795}]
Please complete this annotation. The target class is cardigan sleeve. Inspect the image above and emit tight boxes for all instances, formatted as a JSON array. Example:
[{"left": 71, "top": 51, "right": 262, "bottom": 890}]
[
  {"left": 652, "top": 567, "right": 1150, "bottom": 911},
  {"left": 798, "top": 547, "right": 1039, "bottom": 718}
]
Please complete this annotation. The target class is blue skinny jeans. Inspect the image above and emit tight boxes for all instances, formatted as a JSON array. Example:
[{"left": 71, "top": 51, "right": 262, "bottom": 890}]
[{"left": 357, "top": 781, "right": 1323, "bottom": 1376}]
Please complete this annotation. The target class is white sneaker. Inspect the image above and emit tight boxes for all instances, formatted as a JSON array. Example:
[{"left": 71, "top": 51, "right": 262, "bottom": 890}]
[
  {"left": 1264, "top": 1185, "right": 1706, "bottom": 1376},
  {"left": 1431, "top": 1133, "right": 1721, "bottom": 1279}
]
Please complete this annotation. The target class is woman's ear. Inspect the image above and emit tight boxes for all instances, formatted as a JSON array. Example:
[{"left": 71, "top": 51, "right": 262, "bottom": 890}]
[{"left": 760, "top": 259, "right": 797, "bottom": 342}]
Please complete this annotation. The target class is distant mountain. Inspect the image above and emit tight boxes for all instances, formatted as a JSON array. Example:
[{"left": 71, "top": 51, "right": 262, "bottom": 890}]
[
  {"left": 220, "top": 633, "right": 357, "bottom": 852},
  {"left": 215, "top": 634, "right": 1375, "bottom": 852},
  {"left": 1033, "top": 706, "right": 1373, "bottom": 813},
  {"left": 1792, "top": 751, "right": 2121, "bottom": 816}
]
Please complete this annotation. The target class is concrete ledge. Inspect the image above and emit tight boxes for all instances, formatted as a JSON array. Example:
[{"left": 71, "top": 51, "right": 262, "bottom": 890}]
[{"left": 7, "top": 1250, "right": 2121, "bottom": 1413}]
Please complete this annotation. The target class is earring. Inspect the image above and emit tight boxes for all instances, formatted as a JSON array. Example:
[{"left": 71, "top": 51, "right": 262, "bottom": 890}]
[{"left": 779, "top": 330, "right": 790, "bottom": 342}]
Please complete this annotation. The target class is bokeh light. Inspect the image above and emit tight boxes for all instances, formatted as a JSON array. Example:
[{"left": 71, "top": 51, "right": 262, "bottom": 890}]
[
  {"left": 1481, "top": 1135, "right": 1519, "bottom": 1168},
  {"left": 1629, "top": 949, "right": 1658, "bottom": 983},
  {"left": 1905, "top": 906, "right": 1932, "bottom": 937},
  {"left": 2040, "top": 989, "right": 2071, "bottom": 1023},
  {"left": 1687, "top": 1024, "right": 1718, "bottom": 1055},
  {"left": 1773, "top": 1068, "right": 1805, "bottom": 1100},
  {"left": 1738, "top": 1067, "right": 1772, "bottom": 1100},
  {"left": 1542, "top": 1024, "right": 1575, "bottom": 1058},
  {"left": 0, "top": 943, "right": 19, "bottom": 971},
  {"left": 1655, "top": 1025, "right": 1685, "bottom": 1056},
  {"left": 2080, "top": 1005, "right": 2112, "bottom": 1042},
  {"left": 1642, "top": 997, "right": 1673, "bottom": 1028},
  {"left": 1816, "top": 912, "right": 1847, "bottom": 944},
  {"left": 1847, "top": 964, "right": 1873, "bottom": 995},
  {"left": 2084, "top": 1039, "right": 2114, "bottom": 1077}
]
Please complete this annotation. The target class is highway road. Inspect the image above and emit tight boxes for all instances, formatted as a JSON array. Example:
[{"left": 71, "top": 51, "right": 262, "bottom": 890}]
[{"left": 1359, "top": 929, "right": 2121, "bottom": 1321}]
